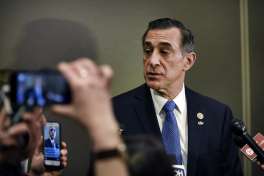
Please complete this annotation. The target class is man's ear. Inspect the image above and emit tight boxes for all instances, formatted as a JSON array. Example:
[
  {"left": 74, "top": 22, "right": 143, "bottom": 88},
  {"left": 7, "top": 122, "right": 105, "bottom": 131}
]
[{"left": 183, "top": 52, "right": 197, "bottom": 71}]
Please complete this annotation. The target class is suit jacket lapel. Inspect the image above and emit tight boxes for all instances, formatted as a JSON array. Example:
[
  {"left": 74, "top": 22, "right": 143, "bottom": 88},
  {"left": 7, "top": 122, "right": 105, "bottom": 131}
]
[
  {"left": 130, "top": 85, "right": 206, "bottom": 175},
  {"left": 186, "top": 87, "right": 206, "bottom": 176},
  {"left": 132, "top": 84, "right": 162, "bottom": 140}
]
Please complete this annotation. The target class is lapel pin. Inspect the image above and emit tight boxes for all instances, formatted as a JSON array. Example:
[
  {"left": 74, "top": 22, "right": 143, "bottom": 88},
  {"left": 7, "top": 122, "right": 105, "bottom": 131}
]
[
  {"left": 198, "top": 121, "right": 204, "bottom": 126},
  {"left": 197, "top": 112, "right": 204, "bottom": 120}
]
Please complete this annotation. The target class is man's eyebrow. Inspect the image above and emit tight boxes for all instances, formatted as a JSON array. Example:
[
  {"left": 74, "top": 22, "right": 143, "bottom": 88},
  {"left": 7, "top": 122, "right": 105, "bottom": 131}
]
[
  {"left": 143, "top": 41, "right": 152, "bottom": 46},
  {"left": 143, "top": 41, "right": 174, "bottom": 50},
  {"left": 158, "top": 42, "right": 173, "bottom": 48}
]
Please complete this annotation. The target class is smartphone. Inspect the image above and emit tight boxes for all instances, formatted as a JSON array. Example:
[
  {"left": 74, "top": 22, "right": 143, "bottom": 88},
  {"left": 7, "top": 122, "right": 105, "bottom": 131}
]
[
  {"left": 9, "top": 70, "right": 71, "bottom": 107},
  {"left": 43, "top": 122, "right": 61, "bottom": 170}
]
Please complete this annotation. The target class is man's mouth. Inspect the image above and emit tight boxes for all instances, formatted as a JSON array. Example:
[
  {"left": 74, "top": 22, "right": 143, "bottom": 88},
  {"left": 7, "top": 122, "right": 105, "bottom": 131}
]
[{"left": 146, "top": 72, "right": 163, "bottom": 79}]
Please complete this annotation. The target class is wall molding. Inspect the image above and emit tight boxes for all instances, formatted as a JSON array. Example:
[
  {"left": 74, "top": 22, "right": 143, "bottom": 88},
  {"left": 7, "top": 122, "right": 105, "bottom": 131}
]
[{"left": 240, "top": 0, "right": 252, "bottom": 175}]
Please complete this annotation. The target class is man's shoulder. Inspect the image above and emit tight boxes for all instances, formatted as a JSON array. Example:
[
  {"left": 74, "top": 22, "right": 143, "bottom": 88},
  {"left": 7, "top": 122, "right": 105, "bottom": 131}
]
[
  {"left": 113, "top": 85, "right": 229, "bottom": 107},
  {"left": 113, "top": 84, "right": 147, "bottom": 102},
  {"left": 44, "top": 139, "right": 51, "bottom": 147},
  {"left": 186, "top": 87, "right": 231, "bottom": 111}
]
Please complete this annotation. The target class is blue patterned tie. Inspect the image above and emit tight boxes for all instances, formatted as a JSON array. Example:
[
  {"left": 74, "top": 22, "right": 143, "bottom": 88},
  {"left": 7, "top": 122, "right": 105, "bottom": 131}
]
[{"left": 162, "top": 100, "right": 183, "bottom": 165}]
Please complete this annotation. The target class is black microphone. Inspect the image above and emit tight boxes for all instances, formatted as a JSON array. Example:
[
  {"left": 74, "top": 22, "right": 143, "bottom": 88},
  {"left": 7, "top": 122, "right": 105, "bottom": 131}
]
[
  {"left": 233, "top": 135, "right": 246, "bottom": 148},
  {"left": 231, "top": 118, "right": 264, "bottom": 164}
]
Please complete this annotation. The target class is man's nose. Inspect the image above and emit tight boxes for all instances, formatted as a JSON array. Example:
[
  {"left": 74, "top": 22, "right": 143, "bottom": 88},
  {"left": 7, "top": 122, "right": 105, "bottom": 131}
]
[{"left": 149, "top": 51, "right": 161, "bottom": 67}]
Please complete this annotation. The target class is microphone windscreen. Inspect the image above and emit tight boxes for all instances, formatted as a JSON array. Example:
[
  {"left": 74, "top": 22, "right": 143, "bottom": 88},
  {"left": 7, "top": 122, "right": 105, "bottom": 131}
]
[{"left": 231, "top": 118, "right": 246, "bottom": 136}]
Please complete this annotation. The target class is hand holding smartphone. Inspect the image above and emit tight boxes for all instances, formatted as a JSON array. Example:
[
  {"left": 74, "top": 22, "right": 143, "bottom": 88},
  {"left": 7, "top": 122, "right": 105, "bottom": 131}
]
[{"left": 43, "top": 122, "right": 61, "bottom": 170}]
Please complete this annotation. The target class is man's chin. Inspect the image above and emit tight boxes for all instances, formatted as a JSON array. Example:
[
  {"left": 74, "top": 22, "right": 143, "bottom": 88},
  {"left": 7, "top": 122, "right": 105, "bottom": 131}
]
[{"left": 146, "top": 81, "right": 161, "bottom": 90}]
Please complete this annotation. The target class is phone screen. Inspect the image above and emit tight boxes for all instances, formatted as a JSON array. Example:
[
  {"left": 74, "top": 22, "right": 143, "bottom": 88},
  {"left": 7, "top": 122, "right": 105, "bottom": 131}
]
[
  {"left": 43, "top": 122, "right": 61, "bottom": 168},
  {"left": 10, "top": 70, "right": 71, "bottom": 107}
]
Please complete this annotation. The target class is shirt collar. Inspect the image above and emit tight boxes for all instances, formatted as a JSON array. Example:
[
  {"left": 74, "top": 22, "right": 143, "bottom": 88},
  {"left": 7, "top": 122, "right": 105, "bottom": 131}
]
[{"left": 150, "top": 85, "right": 186, "bottom": 115}]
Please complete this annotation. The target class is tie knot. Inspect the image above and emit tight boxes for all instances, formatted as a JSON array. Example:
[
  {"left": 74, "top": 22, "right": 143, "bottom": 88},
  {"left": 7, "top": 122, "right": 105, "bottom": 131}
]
[{"left": 163, "top": 100, "right": 176, "bottom": 113}]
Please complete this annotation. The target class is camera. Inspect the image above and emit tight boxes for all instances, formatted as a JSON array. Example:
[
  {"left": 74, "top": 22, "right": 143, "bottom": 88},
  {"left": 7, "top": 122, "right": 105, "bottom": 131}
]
[{"left": 0, "top": 69, "right": 71, "bottom": 108}]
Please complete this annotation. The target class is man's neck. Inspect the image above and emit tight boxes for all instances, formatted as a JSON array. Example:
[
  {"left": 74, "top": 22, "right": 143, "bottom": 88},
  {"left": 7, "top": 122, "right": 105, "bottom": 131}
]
[{"left": 156, "top": 83, "right": 184, "bottom": 100}]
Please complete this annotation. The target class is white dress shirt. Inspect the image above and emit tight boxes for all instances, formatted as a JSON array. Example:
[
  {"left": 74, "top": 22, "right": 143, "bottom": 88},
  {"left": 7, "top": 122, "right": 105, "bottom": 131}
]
[{"left": 150, "top": 85, "right": 188, "bottom": 173}]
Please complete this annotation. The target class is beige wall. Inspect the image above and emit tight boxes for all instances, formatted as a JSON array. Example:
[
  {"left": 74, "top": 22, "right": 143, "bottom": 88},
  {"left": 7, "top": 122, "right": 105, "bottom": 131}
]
[{"left": 1, "top": 0, "right": 260, "bottom": 175}]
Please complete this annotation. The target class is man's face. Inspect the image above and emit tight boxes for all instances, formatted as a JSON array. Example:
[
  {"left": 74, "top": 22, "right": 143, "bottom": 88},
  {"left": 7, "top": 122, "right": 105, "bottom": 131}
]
[
  {"left": 49, "top": 128, "right": 56, "bottom": 140},
  {"left": 143, "top": 28, "right": 189, "bottom": 92}
]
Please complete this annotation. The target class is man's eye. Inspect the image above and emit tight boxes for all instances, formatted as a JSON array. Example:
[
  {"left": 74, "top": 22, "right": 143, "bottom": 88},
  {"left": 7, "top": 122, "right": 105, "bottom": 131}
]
[
  {"left": 144, "top": 48, "right": 152, "bottom": 54},
  {"left": 160, "top": 49, "right": 170, "bottom": 55}
]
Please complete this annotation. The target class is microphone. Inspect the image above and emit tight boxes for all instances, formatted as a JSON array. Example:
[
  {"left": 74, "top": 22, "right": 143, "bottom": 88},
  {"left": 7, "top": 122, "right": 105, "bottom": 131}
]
[{"left": 231, "top": 118, "right": 264, "bottom": 164}]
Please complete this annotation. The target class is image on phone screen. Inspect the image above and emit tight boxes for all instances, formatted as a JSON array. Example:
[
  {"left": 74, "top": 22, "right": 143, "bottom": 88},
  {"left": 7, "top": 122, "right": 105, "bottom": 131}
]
[
  {"left": 11, "top": 71, "right": 71, "bottom": 107},
  {"left": 43, "top": 122, "right": 61, "bottom": 167}
]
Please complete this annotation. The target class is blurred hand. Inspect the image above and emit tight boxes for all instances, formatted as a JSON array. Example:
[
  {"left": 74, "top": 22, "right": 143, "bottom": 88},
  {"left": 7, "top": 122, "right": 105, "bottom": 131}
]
[
  {"left": 52, "top": 58, "right": 113, "bottom": 126},
  {"left": 24, "top": 109, "right": 45, "bottom": 159},
  {"left": 52, "top": 58, "right": 121, "bottom": 151},
  {"left": 60, "top": 142, "right": 68, "bottom": 168},
  {"left": 0, "top": 108, "right": 44, "bottom": 164},
  {"left": 52, "top": 58, "right": 128, "bottom": 176},
  {"left": 30, "top": 140, "right": 68, "bottom": 176}
]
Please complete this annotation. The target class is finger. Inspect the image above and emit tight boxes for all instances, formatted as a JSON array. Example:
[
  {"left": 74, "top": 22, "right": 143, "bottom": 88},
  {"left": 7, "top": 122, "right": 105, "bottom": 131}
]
[
  {"left": 32, "top": 107, "right": 43, "bottom": 115},
  {"left": 73, "top": 58, "right": 99, "bottom": 76},
  {"left": 60, "top": 141, "right": 68, "bottom": 168},
  {"left": 61, "top": 155, "right": 68, "bottom": 161},
  {"left": 60, "top": 141, "right": 68, "bottom": 156},
  {"left": 40, "top": 114, "right": 47, "bottom": 124},
  {"left": 62, "top": 159, "right": 68, "bottom": 168},
  {"left": 70, "top": 60, "right": 100, "bottom": 86},
  {"left": 60, "top": 155, "right": 68, "bottom": 168},
  {"left": 0, "top": 109, "right": 7, "bottom": 125},
  {"left": 100, "top": 65, "right": 113, "bottom": 80},
  {"left": 61, "top": 141, "right": 67, "bottom": 149},
  {"left": 51, "top": 105, "right": 75, "bottom": 118},
  {"left": 37, "top": 136, "right": 44, "bottom": 152},
  {"left": 0, "top": 110, "right": 10, "bottom": 131},
  {"left": 61, "top": 154, "right": 68, "bottom": 168},
  {"left": 0, "top": 133, "right": 18, "bottom": 146},
  {"left": 22, "top": 113, "right": 43, "bottom": 132},
  {"left": 7, "top": 123, "right": 29, "bottom": 137},
  {"left": 1, "top": 123, "right": 29, "bottom": 146},
  {"left": 99, "top": 65, "right": 113, "bottom": 89},
  {"left": 22, "top": 110, "right": 42, "bottom": 122},
  {"left": 61, "top": 148, "right": 68, "bottom": 156},
  {"left": 58, "top": 62, "right": 79, "bottom": 89}
]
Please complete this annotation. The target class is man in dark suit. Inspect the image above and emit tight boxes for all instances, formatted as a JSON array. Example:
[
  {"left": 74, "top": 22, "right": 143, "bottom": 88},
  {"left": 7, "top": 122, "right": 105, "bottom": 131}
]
[
  {"left": 113, "top": 18, "right": 243, "bottom": 176},
  {"left": 45, "top": 127, "right": 59, "bottom": 148}
]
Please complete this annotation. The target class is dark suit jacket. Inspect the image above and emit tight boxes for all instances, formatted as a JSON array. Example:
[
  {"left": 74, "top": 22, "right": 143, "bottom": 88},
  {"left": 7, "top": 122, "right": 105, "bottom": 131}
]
[
  {"left": 113, "top": 84, "right": 243, "bottom": 176},
  {"left": 44, "top": 138, "right": 59, "bottom": 148}
]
